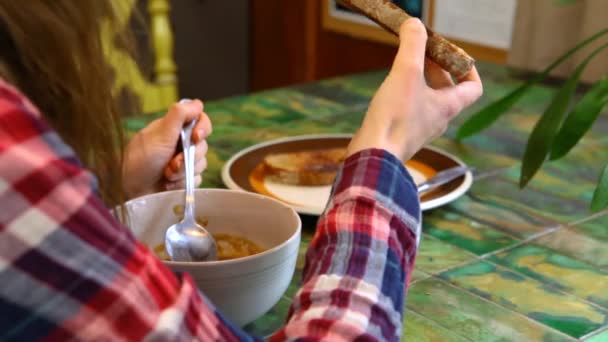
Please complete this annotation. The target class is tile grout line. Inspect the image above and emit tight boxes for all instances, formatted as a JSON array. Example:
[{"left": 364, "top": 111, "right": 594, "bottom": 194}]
[
  {"left": 480, "top": 258, "right": 608, "bottom": 313},
  {"left": 409, "top": 273, "right": 432, "bottom": 286},
  {"left": 430, "top": 275, "right": 580, "bottom": 341},
  {"left": 519, "top": 232, "right": 608, "bottom": 288},
  {"left": 444, "top": 201, "right": 563, "bottom": 242},
  {"left": 417, "top": 230, "right": 608, "bottom": 326},
  {"left": 504, "top": 225, "right": 608, "bottom": 277},
  {"left": 405, "top": 308, "right": 475, "bottom": 342},
  {"left": 462, "top": 206, "right": 561, "bottom": 253},
  {"left": 423, "top": 230, "right": 608, "bottom": 324},
  {"left": 496, "top": 177, "right": 600, "bottom": 216},
  {"left": 419, "top": 257, "right": 479, "bottom": 279},
  {"left": 415, "top": 230, "right": 554, "bottom": 282},
  {"left": 419, "top": 220, "right": 607, "bottom": 317},
  {"left": 417, "top": 234, "right": 482, "bottom": 276},
  {"left": 580, "top": 325, "right": 608, "bottom": 341},
  {"left": 568, "top": 209, "right": 608, "bottom": 226},
  {"left": 423, "top": 221, "right": 608, "bottom": 309},
  {"left": 478, "top": 225, "right": 565, "bottom": 260}
]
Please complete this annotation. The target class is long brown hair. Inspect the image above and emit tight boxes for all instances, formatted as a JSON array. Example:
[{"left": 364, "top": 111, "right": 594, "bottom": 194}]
[{"left": 0, "top": 1, "right": 128, "bottom": 206}]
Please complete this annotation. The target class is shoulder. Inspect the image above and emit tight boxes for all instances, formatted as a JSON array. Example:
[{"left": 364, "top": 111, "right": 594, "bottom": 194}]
[
  {"left": 0, "top": 77, "right": 42, "bottom": 121},
  {"left": 0, "top": 78, "right": 97, "bottom": 206},
  {"left": 0, "top": 78, "right": 53, "bottom": 149},
  {"left": 0, "top": 78, "right": 83, "bottom": 167}
]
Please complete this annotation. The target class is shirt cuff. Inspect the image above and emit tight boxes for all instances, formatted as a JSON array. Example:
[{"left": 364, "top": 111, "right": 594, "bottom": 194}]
[{"left": 327, "top": 148, "right": 421, "bottom": 242}]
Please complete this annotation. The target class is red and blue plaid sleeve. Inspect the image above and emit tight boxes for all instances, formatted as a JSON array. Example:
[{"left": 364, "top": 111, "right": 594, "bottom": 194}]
[
  {"left": 273, "top": 149, "right": 421, "bottom": 341},
  {"left": 0, "top": 79, "right": 420, "bottom": 341},
  {"left": 0, "top": 81, "right": 250, "bottom": 341}
]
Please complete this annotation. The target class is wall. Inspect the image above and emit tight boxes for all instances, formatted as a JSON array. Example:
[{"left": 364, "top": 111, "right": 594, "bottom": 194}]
[
  {"left": 171, "top": 0, "right": 249, "bottom": 100},
  {"left": 250, "top": 0, "right": 398, "bottom": 91}
]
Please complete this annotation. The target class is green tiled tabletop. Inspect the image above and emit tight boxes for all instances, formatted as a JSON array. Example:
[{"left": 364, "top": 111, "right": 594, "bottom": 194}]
[{"left": 126, "top": 62, "right": 608, "bottom": 340}]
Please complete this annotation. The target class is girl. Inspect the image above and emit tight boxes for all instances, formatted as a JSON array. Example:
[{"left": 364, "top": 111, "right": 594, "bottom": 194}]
[{"left": 0, "top": 2, "right": 481, "bottom": 340}]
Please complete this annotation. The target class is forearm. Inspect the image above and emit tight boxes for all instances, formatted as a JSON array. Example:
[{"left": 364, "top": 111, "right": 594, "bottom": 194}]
[{"left": 275, "top": 149, "right": 421, "bottom": 341}]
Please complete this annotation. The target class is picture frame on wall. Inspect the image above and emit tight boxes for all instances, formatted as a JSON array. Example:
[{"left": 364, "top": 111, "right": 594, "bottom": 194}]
[
  {"left": 322, "top": 0, "right": 513, "bottom": 64},
  {"left": 336, "top": 0, "right": 425, "bottom": 21},
  {"left": 321, "top": 0, "right": 433, "bottom": 46}
]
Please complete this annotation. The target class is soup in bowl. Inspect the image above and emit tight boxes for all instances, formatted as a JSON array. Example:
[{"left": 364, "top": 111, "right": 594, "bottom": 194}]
[
  {"left": 153, "top": 234, "right": 266, "bottom": 261},
  {"left": 122, "top": 189, "right": 301, "bottom": 326}
]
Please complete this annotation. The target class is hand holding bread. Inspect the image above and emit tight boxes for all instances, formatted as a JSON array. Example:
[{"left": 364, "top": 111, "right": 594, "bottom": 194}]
[
  {"left": 261, "top": 19, "right": 482, "bottom": 187},
  {"left": 347, "top": 19, "right": 483, "bottom": 161}
]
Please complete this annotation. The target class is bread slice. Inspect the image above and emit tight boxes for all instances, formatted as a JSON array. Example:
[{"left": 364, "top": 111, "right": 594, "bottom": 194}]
[{"left": 263, "top": 148, "right": 347, "bottom": 186}]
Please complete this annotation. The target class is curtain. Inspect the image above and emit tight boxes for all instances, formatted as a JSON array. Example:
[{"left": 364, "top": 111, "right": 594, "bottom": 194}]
[{"left": 508, "top": 0, "right": 608, "bottom": 83}]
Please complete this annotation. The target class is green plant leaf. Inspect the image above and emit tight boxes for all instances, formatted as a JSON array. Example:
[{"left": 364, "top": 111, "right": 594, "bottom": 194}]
[
  {"left": 519, "top": 42, "right": 608, "bottom": 188},
  {"left": 456, "top": 27, "right": 608, "bottom": 140},
  {"left": 456, "top": 85, "right": 530, "bottom": 139},
  {"left": 591, "top": 162, "right": 608, "bottom": 212},
  {"left": 550, "top": 78, "right": 608, "bottom": 160}
]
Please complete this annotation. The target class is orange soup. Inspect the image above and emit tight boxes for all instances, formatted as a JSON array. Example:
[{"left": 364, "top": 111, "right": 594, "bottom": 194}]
[{"left": 154, "top": 234, "right": 265, "bottom": 261}]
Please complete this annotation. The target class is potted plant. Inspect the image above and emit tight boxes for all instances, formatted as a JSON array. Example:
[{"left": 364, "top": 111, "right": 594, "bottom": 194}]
[{"left": 456, "top": 27, "right": 608, "bottom": 212}]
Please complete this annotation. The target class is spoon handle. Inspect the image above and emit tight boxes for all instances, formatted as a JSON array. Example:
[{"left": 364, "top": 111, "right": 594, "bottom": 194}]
[
  {"left": 417, "top": 166, "right": 470, "bottom": 194},
  {"left": 181, "top": 119, "right": 198, "bottom": 223}
]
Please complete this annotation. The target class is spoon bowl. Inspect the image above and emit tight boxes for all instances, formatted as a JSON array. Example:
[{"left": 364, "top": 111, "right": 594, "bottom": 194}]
[{"left": 165, "top": 219, "right": 217, "bottom": 261}]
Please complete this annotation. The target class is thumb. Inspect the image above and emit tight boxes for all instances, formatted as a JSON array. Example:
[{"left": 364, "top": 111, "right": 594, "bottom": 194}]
[{"left": 391, "top": 18, "right": 428, "bottom": 76}]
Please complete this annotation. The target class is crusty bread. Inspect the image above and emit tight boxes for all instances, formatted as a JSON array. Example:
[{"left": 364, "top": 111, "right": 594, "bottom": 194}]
[
  {"left": 263, "top": 148, "right": 347, "bottom": 186},
  {"left": 337, "top": 0, "right": 474, "bottom": 79}
]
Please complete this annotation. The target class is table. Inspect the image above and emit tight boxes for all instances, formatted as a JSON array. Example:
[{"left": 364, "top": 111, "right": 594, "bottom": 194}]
[{"left": 125, "top": 62, "right": 608, "bottom": 341}]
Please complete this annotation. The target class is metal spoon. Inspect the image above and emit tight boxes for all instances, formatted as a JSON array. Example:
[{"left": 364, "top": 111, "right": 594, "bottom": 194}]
[{"left": 165, "top": 117, "right": 217, "bottom": 262}]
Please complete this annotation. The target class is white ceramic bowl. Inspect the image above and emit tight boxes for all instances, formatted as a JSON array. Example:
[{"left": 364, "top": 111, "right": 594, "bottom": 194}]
[{"left": 123, "top": 189, "right": 301, "bottom": 326}]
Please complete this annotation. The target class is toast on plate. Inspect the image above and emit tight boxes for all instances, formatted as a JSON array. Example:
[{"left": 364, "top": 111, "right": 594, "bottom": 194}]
[{"left": 263, "top": 148, "right": 347, "bottom": 186}]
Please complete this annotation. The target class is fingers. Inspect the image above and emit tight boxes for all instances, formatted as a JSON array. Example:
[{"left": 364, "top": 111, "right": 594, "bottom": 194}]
[
  {"left": 165, "top": 174, "right": 202, "bottom": 191},
  {"left": 164, "top": 139, "right": 208, "bottom": 181},
  {"left": 163, "top": 98, "right": 212, "bottom": 148},
  {"left": 163, "top": 157, "right": 207, "bottom": 183},
  {"left": 458, "top": 64, "right": 482, "bottom": 84},
  {"left": 452, "top": 66, "right": 483, "bottom": 111},
  {"left": 392, "top": 18, "right": 428, "bottom": 76},
  {"left": 164, "top": 156, "right": 179, "bottom": 179},
  {"left": 192, "top": 111, "right": 212, "bottom": 143},
  {"left": 435, "top": 66, "right": 483, "bottom": 119},
  {"left": 425, "top": 58, "right": 454, "bottom": 89}
]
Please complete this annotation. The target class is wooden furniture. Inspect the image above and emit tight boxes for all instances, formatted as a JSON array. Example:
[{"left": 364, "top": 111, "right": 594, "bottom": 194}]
[{"left": 103, "top": 0, "right": 178, "bottom": 114}]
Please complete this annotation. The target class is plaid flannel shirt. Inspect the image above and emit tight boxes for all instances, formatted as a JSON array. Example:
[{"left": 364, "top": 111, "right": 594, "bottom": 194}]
[{"left": 0, "top": 79, "right": 420, "bottom": 341}]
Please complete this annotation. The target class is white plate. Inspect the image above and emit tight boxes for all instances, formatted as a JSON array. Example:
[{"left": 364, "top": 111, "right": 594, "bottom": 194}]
[{"left": 221, "top": 134, "right": 473, "bottom": 215}]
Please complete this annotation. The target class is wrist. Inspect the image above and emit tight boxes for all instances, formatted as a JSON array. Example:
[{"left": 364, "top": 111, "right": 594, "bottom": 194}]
[{"left": 347, "top": 130, "right": 414, "bottom": 162}]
